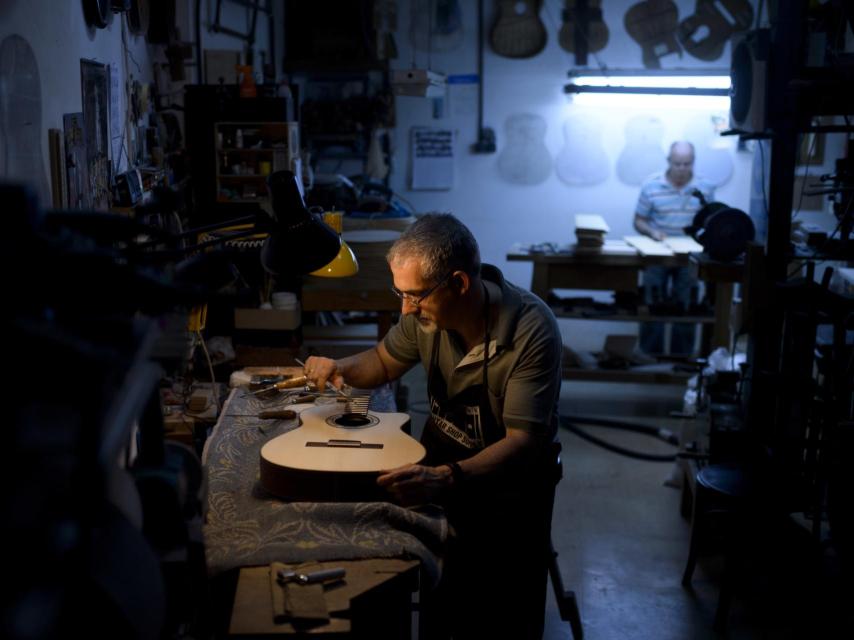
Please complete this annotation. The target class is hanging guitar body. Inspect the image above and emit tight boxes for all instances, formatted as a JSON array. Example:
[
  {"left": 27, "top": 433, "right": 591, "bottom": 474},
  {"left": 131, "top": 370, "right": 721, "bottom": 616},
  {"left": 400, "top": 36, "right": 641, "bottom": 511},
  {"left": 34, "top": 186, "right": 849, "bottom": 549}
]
[
  {"left": 260, "top": 402, "right": 426, "bottom": 501},
  {"left": 559, "top": 0, "right": 610, "bottom": 65},
  {"left": 490, "top": 0, "right": 548, "bottom": 59},
  {"left": 624, "top": 0, "right": 681, "bottom": 69},
  {"left": 677, "top": 0, "right": 753, "bottom": 61}
]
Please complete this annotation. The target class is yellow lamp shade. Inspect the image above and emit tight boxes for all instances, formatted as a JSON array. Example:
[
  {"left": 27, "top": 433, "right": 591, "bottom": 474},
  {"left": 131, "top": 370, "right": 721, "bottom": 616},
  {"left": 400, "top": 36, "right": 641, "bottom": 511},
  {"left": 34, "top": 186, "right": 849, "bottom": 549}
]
[{"left": 309, "top": 239, "right": 359, "bottom": 277}]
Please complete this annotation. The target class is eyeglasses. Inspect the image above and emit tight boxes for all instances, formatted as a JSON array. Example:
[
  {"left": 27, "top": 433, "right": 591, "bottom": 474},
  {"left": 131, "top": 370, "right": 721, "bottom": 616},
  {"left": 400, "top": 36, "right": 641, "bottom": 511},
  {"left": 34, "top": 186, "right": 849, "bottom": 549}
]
[{"left": 390, "top": 272, "right": 452, "bottom": 307}]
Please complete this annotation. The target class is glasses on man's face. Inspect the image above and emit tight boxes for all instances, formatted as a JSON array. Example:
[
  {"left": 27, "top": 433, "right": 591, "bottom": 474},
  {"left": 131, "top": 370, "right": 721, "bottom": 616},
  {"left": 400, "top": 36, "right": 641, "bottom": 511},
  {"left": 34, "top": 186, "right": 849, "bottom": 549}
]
[{"left": 390, "top": 272, "right": 452, "bottom": 307}]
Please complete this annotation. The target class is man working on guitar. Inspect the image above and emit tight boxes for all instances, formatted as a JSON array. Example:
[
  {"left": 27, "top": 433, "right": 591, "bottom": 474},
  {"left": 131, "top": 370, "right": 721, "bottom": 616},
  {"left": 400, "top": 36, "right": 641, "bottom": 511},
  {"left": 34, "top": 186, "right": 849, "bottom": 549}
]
[
  {"left": 634, "top": 140, "right": 715, "bottom": 355},
  {"left": 302, "top": 213, "right": 562, "bottom": 639}
]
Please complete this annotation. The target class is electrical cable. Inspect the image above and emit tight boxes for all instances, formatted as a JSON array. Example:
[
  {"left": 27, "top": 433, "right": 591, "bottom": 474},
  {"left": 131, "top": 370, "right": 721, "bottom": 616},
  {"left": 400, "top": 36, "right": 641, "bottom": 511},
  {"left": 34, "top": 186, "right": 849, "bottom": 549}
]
[
  {"left": 559, "top": 415, "right": 679, "bottom": 462},
  {"left": 196, "top": 329, "right": 221, "bottom": 414}
]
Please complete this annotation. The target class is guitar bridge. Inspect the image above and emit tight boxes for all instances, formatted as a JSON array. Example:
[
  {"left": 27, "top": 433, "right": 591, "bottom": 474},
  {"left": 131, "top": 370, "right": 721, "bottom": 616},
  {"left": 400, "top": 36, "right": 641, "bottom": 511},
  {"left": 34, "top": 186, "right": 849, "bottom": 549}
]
[{"left": 306, "top": 439, "right": 383, "bottom": 449}]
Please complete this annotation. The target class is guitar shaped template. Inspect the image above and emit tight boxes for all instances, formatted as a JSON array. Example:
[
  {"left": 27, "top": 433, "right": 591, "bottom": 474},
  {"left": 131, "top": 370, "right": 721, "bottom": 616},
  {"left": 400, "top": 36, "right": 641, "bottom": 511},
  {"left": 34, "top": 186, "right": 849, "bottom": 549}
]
[
  {"left": 410, "top": 0, "right": 464, "bottom": 53},
  {"left": 559, "top": 0, "right": 610, "bottom": 66},
  {"left": 497, "top": 113, "right": 552, "bottom": 185},
  {"left": 677, "top": 0, "right": 753, "bottom": 61},
  {"left": 260, "top": 402, "right": 426, "bottom": 501},
  {"left": 624, "top": 0, "right": 681, "bottom": 69},
  {"left": 555, "top": 113, "right": 610, "bottom": 186},
  {"left": 616, "top": 115, "right": 666, "bottom": 186},
  {"left": 0, "top": 35, "right": 51, "bottom": 206},
  {"left": 490, "top": 0, "right": 548, "bottom": 59}
]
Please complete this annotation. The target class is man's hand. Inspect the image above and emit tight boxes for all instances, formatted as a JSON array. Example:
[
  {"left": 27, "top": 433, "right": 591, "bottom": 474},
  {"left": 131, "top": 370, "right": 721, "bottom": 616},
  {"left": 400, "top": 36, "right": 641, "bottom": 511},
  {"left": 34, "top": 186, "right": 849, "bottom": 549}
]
[
  {"left": 650, "top": 229, "right": 667, "bottom": 241},
  {"left": 302, "top": 356, "right": 345, "bottom": 392},
  {"left": 377, "top": 463, "right": 453, "bottom": 506}
]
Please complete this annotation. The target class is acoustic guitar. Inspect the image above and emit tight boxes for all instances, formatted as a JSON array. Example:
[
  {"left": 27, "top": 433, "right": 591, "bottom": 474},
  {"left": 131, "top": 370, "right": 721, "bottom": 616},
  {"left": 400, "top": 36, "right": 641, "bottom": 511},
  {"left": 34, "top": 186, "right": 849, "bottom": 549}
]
[
  {"left": 624, "top": 0, "right": 681, "bottom": 69},
  {"left": 677, "top": 0, "right": 753, "bottom": 62},
  {"left": 490, "top": 0, "right": 547, "bottom": 59},
  {"left": 559, "top": 0, "right": 610, "bottom": 66},
  {"left": 260, "top": 402, "right": 426, "bottom": 501}
]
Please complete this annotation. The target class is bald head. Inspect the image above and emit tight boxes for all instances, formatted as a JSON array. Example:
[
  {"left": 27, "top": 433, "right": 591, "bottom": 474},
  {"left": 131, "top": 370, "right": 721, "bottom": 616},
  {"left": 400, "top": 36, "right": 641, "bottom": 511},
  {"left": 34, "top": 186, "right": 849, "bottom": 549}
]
[{"left": 667, "top": 141, "right": 695, "bottom": 187}]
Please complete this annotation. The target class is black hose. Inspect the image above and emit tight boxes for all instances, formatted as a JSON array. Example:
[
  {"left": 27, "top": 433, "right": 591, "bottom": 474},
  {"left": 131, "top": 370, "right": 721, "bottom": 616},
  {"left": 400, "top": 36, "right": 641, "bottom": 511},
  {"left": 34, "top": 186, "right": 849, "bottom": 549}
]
[{"left": 560, "top": 415, "right": 678, "bottom": 462}]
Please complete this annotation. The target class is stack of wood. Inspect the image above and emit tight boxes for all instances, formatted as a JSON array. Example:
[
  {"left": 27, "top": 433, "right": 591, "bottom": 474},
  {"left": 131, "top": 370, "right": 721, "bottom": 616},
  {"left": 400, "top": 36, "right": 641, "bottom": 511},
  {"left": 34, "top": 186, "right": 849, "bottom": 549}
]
[{"left": 574, "top": 214, "right": 610, "bottom": 252}]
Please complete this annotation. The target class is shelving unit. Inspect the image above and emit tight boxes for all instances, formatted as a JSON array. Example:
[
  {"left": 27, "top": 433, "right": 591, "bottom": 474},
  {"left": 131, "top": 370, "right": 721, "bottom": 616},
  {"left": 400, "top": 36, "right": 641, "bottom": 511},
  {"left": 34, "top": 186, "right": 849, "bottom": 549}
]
[{"left": 214, "top": 121, "right": 299, "bottom": 203}]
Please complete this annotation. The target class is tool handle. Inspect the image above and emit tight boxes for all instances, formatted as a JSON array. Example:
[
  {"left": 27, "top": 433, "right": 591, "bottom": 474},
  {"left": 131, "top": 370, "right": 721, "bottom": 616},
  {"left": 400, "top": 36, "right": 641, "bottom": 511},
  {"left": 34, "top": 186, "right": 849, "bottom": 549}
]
[
  {"left": 298, "top": 567, "right": 346, "bottom": 585},
  {"left": 273, "top": 376, "right": 308, "bottom": 390},
  {"left": 257, "top": 410, "right": 297, "bottom": 420}
]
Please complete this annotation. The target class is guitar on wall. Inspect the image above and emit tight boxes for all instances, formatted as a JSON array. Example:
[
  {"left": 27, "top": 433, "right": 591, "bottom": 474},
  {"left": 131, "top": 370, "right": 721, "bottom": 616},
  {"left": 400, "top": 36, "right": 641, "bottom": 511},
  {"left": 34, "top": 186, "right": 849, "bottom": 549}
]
[
  {"left": 559, "top": 0, "right": 610, "bottom": 66},
  {"left": 624, "top": 0, "right": 682, "bottom": 69},
  {"left": 260, "top": 402, "right": 426, "bottom": 501},
  {"left": 677, "top": 0, "right": 753, "bottom": 61},
  {"left": 490, "top": 0, "right": 548, "bottom": 59}
]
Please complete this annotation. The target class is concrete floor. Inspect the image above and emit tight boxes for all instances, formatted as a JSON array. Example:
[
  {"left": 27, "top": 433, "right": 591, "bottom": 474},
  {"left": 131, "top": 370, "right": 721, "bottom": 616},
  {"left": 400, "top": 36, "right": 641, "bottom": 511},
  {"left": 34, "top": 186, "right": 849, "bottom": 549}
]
[{"left": 398, "top": 368, "right": 848, "bottom": 640}]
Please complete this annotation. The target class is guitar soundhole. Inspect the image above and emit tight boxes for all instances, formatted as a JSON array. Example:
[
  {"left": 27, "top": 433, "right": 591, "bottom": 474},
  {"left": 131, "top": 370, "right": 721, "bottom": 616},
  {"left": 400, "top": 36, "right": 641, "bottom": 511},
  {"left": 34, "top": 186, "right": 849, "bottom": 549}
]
[{"left": 327, "top": 413, "right": 379, "bottom": 429}]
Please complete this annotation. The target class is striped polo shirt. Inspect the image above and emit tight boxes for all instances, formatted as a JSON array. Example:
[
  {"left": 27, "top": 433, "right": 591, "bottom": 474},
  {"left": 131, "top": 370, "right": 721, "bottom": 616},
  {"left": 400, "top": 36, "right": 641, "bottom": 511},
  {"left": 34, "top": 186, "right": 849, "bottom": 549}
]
[{"left": 635, "top": 173, "right": 716, "bottom": 236}]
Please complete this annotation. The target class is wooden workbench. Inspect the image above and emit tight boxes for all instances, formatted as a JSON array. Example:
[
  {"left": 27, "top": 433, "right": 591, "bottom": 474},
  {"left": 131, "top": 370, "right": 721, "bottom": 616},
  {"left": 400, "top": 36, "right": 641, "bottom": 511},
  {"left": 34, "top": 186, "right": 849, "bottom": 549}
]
[
  {"left": 228, "top": 558, "right": 419, "bottom": 637},
  {"left": 508, "top": 245, "right": 742, "bottom": 380}
]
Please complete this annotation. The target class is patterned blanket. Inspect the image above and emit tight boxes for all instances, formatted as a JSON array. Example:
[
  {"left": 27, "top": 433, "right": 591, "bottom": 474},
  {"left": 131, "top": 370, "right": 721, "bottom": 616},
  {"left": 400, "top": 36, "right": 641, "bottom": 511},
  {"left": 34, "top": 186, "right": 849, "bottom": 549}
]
[{"left": 202, "top": 387, "right": 447, "bottom": 583}]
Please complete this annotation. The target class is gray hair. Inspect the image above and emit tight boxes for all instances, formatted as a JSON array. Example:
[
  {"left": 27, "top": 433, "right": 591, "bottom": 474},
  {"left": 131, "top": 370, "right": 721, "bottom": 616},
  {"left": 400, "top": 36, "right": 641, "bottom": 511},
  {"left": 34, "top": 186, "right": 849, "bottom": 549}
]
[{"left": 387, "top": 213, "right": 481, "bottom": 283}]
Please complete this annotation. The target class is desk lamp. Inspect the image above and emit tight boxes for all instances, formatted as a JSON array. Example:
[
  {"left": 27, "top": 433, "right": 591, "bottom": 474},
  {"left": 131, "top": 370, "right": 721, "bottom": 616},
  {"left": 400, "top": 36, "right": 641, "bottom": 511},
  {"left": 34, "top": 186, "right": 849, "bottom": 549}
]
[
  {"left": 259, "top": 170, "right": 342, "bottom": 275},
  {"left": 308, "top": 211, "right": 359, "bottom": 277}
]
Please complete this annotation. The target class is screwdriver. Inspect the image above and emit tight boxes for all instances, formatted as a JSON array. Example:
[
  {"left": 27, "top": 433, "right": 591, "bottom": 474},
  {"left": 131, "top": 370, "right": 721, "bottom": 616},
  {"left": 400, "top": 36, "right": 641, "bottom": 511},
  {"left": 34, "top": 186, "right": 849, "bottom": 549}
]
[{"left": 244, "top": 376, "right": 309, "bottom": 396}]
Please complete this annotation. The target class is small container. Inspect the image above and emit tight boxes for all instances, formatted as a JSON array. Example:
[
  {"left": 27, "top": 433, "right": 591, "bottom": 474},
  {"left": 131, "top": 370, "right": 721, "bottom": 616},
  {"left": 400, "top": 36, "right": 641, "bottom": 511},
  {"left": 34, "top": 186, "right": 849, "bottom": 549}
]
[{"left": 235, "top": 129, "right": 244, "bottom": 149}]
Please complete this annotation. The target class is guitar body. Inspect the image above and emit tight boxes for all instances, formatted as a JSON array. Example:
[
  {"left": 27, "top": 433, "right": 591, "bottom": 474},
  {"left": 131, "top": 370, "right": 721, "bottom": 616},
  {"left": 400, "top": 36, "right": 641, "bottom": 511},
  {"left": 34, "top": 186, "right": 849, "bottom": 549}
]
[
  {"left": 616, "top": 115, "right": 666, "bottom": 186},
  {"left": 555, "top": 113, "right": 610, "bottom": 186},
  {"left": 559, "top": 0, "right": 610, "bottom": 62},
  {"left": 624, "top": 0, "right": 681, "bottom": 69},
  {"left": 678, "top": 0, "right": 753, "bottom": 61},
  {"left": 260, "top": 403, "right": 426, "bottom": 501},
  {"left": 490, "top": 0, "right": 547, "bottom": 59},
  {"left": 497, "top": 113, "right": 552, "bottom": 185}
]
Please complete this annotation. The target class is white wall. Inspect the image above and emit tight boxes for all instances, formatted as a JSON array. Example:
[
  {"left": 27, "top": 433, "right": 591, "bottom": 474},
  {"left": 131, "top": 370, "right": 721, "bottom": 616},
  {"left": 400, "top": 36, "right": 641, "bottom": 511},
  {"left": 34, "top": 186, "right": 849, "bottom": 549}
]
[
  {"left": 388, "top": 0, "right": 755, "bottom": 292},
  {"left": 0, "top": 1, "right": 154, "bottom": 206},
  {"left": 0, "top": 0, "right": 272, "bottom": 208}
]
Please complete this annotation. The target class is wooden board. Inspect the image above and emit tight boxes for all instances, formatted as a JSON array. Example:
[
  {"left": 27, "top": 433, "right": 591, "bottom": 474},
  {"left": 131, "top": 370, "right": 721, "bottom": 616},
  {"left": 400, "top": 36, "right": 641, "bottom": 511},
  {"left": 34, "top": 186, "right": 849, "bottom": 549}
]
[{"left": 624, "top": 234, "right": 675, "bottom": 256}]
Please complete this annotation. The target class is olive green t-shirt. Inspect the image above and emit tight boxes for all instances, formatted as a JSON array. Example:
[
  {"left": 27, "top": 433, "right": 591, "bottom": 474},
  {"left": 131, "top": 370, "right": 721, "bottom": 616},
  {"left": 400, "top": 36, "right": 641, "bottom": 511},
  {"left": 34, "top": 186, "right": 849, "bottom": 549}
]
[{"left": 383, "top": 264, "right": 562, "bottom": 439}]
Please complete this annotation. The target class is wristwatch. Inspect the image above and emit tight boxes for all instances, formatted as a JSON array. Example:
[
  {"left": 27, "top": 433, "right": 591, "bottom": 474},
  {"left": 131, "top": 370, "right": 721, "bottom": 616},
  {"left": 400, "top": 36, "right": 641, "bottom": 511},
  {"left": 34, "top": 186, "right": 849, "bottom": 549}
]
[{"left": 447, "top": 461, "right": 465, "bottom": 486}]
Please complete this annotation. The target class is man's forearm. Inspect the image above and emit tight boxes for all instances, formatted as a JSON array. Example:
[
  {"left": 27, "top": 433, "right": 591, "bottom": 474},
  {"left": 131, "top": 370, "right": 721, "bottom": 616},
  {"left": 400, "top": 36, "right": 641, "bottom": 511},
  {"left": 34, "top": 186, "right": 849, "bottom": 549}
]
[
  {"left": 335, "top": 348, "right": 390, "bottom": 388},
  {"left": 453, "top": 428, "right": 548, "bottom": 481}
]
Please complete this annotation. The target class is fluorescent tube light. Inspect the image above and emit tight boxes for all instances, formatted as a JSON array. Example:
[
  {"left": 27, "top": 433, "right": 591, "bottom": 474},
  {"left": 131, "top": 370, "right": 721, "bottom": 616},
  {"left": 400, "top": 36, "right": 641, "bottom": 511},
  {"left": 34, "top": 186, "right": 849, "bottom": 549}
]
[{"left": 565, "top": 71, "right": 731, "bottom": 110}]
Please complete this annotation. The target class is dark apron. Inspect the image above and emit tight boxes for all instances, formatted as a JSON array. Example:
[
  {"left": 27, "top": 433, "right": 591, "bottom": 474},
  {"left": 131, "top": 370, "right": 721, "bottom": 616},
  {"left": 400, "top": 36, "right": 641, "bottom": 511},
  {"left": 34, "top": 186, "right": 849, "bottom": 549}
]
[{"left": 417, "top": 285, "right": 556, "bottom": 639}]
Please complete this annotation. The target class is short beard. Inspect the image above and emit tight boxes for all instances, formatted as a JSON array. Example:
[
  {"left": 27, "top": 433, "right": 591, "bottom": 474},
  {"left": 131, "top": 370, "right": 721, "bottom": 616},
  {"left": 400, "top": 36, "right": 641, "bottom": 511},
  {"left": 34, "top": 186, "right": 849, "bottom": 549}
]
[{"left": 416, "top": 318, "right": 438, "bottom": 335}]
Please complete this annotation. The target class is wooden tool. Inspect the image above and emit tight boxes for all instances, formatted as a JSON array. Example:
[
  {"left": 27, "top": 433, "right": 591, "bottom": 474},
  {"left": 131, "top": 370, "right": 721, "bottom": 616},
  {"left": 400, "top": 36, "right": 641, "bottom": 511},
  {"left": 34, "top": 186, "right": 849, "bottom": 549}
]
[
  {"left": 245, "top": 376, "right": 308, "bottom": 396},
  {"left": 260, "top": 402, "right": 425, "bottom": 501}
]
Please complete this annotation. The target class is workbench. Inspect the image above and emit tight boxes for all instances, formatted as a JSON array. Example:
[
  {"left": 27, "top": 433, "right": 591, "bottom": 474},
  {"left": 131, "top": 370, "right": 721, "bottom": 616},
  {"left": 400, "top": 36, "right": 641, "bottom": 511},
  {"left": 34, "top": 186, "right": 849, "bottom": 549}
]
[
  {"left": 201, "top": 384, "right": 446, "bottom": 636},
  {"left": 507, "top": 245, "right": 741, "bottom": 382}
]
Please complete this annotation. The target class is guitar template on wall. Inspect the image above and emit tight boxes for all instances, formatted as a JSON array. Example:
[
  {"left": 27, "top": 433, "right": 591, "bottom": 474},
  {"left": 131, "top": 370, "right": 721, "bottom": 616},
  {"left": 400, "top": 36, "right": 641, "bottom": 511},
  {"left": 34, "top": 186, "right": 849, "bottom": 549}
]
[
  {"left": 490, "top": 0, "right": 548, "bottom": 59},
  {"left": 497, "top": 113, "right": 552, "bottom": 185}
]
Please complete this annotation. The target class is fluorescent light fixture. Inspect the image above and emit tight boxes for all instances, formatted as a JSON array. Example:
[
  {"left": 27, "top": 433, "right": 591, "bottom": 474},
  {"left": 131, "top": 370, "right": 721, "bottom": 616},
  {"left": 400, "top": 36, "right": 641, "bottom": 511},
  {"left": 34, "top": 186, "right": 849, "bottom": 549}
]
[{"left": 565, "top": 70, "right": 731, "bottom": 110}]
